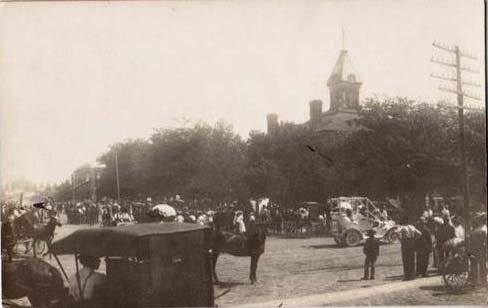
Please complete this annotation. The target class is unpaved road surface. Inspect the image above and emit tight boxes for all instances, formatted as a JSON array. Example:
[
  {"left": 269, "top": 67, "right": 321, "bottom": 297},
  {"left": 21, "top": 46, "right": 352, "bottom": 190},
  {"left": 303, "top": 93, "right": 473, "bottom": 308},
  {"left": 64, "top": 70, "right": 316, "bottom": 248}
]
[{"left": 8, "top": 224, "right": 486, "bottom": 306}]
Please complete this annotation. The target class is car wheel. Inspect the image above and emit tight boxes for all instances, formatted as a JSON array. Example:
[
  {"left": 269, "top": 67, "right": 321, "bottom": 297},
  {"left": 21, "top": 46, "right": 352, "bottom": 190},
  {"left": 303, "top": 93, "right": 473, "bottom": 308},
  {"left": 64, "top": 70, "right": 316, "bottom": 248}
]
[
  {"left": 345, "top": 230, "right": 362, "bottom": 247},
  {"left": 333, "top": 237, "right": 342, "bottom": 245},
  {"left": 386, "top": 230, "right": 399, "bottom": 244}
]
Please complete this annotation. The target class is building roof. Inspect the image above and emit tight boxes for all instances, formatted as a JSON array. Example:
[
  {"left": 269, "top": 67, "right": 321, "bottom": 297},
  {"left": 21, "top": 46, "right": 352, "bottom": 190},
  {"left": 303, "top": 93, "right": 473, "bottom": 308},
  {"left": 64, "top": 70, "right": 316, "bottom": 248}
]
[
  {"left": 51, "top": 223, "right": 208, "bottom": 256},
  {"left": 308, "top": 110, "right": 361, "bottom": 133},
  {"left": 327, "top": 50, "right": 362, "bottom": 86}
]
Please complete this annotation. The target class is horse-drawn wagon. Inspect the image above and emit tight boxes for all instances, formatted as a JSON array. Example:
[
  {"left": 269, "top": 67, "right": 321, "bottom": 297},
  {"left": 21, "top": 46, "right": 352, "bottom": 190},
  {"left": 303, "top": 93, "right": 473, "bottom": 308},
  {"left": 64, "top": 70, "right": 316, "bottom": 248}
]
[{"left": 50, "top": 223, "right": 215, "bottom": 307}]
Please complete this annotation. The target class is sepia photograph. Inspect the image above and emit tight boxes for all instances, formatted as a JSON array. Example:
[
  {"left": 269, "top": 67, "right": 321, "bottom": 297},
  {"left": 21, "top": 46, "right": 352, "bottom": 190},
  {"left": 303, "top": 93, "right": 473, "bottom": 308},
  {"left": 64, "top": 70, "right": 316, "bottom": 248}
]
[{"left": 0, "top": 0, "right": 486, "bottom": 307}]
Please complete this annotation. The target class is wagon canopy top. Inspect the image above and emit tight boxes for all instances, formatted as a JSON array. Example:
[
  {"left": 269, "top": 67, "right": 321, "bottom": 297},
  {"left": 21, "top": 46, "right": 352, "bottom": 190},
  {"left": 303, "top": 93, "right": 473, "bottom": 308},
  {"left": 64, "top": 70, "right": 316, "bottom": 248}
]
[{"left": 51, "top": 223, "right": 208, "bottom": 257}]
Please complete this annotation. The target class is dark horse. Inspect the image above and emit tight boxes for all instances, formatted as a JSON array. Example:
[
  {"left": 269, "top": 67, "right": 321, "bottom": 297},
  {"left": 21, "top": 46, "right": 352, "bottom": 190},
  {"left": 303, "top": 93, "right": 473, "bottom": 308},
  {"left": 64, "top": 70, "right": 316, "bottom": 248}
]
[
  {"left": 15, "top": 213, "right": 62, "bottom": 257},
  {"left": 211, "top": 212, "right": 266, "bottom": 284},
  {"left": 33, "top": 216, "right": 62, "bottom": 257},
  {"left": 2, "top": 257, "right": 65, "bottom": 307}
]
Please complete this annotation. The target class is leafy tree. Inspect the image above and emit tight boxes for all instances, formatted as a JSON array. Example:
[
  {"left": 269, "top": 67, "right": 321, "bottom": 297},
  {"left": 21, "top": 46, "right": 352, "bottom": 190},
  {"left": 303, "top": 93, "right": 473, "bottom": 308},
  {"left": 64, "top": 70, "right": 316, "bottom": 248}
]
[
  {"left": 53, "top": 180, "right": 73, "bottom": 202},
  {"left": 338, "top": 97, "right": 485, "bottom": 214},
  {"left": 98, "top": 139, "right": 152, "bottom": 199},
  {"left": 96, "top": 121, "right": 248, "bottom": 204}
]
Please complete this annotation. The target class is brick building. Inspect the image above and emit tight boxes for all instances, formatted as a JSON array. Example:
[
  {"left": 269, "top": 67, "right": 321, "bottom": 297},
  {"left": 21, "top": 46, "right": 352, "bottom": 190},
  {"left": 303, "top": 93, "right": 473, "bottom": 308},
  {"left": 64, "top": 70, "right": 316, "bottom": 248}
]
[{"left": 267, "top": 47, "right": 363, "bottom": 142}]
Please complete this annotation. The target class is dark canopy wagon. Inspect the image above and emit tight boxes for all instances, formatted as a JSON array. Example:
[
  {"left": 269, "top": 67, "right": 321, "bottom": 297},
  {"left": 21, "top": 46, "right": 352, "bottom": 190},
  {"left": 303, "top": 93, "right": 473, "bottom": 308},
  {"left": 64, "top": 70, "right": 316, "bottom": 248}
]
[{"left": 50, "top": 223, "right": 214, "bottom": 307}]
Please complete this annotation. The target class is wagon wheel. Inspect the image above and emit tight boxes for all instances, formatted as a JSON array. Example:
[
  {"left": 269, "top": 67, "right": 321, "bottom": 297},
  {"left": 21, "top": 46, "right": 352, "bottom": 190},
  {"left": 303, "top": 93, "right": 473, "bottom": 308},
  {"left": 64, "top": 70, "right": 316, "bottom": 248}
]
[
  {"left": 13, "top": 238, "right": 32, "bottom": 256},
  {"left": 345, "top": 230, "right": 362, "bottom": 247},
  {"left": 33, "top": 239, "right": 47, "bottom": 257},
  {"left": 442, "top": 271, "right": 468, "bottom": 290}
]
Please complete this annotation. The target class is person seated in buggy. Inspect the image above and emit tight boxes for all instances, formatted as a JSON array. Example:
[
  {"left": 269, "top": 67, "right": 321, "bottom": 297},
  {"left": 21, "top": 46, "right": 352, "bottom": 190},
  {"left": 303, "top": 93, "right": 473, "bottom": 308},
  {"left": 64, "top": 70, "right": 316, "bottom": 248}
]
[{"left": 68, "top": 254, "right": 107, "bottom": 307}]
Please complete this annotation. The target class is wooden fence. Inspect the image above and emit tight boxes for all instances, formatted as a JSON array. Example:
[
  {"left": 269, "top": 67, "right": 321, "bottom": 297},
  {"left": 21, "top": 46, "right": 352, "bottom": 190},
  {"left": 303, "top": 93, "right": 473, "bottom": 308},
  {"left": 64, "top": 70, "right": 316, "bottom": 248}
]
[{"left": 256, "top": 221, "right": 329, "bottom": 238}]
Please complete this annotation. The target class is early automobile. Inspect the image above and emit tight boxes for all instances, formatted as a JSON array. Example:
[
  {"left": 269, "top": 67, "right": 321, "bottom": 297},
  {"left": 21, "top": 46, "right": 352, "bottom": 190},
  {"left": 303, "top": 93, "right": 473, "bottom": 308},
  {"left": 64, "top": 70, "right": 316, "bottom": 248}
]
[
  {"left": 50, "top": 223, "right": 214, "bottom": 307},
  {"left": 328, "top": 197, "right": 399, "bottom": 247}
]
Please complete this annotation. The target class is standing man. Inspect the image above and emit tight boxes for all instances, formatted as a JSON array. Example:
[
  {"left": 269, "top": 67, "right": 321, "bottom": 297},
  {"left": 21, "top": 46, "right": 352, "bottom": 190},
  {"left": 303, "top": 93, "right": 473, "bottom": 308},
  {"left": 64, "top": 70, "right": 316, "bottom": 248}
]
[
  {"left": 1, "top": 214, "right": 16, "bottom": 261},
  {"left": 415, "top": 217, "right": 433, "bottom": 277},
  {"left": 422, "top": 204, "right": 434, "bottom": 220},
  {"left": 396, "top": 215, "right": 421, "bottom": 280},
  {"left": 362, "top": 229, "right": 380, "bottom": 280},
  {"left": 440, "top": 204, "right": 450, "bottom": 218},
  {"left": 452, "top": 216, "right": 465, "bottom": 240},
  {"left": 470, "top": 213, "right": 487, "bottom": 286}
]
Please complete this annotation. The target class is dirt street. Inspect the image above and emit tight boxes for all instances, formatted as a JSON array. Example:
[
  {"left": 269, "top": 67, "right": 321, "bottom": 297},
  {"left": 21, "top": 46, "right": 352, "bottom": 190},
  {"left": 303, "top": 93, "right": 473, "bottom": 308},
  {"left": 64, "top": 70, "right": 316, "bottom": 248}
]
[{"left": 11, "top": 224, "right": 486, "bottom": 306}]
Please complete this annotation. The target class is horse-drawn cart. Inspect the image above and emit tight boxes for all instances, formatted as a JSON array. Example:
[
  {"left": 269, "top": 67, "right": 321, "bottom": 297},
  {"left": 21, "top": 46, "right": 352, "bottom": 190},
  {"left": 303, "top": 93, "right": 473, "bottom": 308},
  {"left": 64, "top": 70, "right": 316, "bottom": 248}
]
[
  {"left": 5, "top": 212, "right": 61, "bottom": 258},
  {"left": 439, "top": 238, "right": 471, "bottom": 291},
  {"left": 50, "top": 223, "right": 215, "bottom": 307}
]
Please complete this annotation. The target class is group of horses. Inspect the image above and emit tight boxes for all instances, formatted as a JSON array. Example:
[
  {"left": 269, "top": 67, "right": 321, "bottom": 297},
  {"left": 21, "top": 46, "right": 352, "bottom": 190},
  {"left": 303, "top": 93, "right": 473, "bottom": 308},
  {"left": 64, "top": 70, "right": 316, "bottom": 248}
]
[{"left": 2, "top": 210, "right": 267, "bottom": 308}]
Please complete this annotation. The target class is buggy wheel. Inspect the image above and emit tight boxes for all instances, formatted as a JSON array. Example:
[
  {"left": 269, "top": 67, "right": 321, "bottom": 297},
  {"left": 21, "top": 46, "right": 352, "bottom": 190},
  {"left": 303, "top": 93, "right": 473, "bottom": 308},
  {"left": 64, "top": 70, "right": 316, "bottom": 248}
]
[
  {"left": 442, "top": 272, "right": 468, "bottom": 290},
  {"left": 33, "top": 240, "right": 47, "bottom": 257},
  {"left": 344, "top": 230, "right": 362, "bottom": 247},
  {"left": 14, "top": 239, "right": 32, "bottom": 255}
]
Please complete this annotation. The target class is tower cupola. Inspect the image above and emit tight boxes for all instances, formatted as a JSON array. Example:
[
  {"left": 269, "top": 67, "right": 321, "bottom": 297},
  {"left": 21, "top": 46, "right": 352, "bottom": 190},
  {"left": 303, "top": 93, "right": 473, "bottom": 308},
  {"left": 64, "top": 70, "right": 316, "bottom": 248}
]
[{"left": 326, "top": 49, "right": 362, "bottom": 112}]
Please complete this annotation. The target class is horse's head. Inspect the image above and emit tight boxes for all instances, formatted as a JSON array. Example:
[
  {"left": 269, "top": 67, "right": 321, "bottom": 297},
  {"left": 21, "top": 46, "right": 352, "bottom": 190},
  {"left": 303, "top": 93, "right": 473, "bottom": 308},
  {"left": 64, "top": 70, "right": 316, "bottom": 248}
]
[{"left": 48, "top": 216, "right": 62, "bottom": 227}]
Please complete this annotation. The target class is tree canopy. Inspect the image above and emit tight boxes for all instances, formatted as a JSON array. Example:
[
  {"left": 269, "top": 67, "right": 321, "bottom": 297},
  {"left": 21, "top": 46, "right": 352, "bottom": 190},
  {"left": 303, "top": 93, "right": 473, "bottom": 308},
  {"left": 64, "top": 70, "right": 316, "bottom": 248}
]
[{"left": 54, "top": 97, "right": 486, "bottom": 211}]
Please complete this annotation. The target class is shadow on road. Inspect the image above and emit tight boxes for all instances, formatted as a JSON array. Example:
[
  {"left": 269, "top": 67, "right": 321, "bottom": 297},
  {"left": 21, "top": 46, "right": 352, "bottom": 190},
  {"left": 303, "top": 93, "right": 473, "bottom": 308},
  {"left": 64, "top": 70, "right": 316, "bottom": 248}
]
[
  {"left": 419, "top": 285, "right": 468, "bottom": 297},
  {"left": 384, "top": 274, "right": 404, "bottom": 281},
  {"left": 215, "top": 281, "right": 248, "bottom": 288},
  {"left": 419, "top": 285, "right": 486, "bottom": 297},
  {"left": 305, "top": 242, "right": 393, "bottom": 250},
  {"left": 306, "top": 244, "right": 345, "bottom": 249},
  {"left": 337, "top": 278, "right": 363, "bottom": 282}
]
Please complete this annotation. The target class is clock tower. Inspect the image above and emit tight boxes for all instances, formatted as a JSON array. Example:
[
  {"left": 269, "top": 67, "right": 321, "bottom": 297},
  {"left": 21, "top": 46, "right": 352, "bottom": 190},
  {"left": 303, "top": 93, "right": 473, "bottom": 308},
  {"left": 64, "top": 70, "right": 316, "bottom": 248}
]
[{"left": 326, "top": 49, "right": 362, "bottom": 112}]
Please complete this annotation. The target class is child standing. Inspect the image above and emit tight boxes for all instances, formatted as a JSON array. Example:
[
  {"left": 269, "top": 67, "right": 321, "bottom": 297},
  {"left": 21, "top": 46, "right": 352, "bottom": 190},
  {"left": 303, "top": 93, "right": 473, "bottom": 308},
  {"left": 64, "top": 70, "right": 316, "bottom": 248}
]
[{"left": 362, "top": 229, "right": 380, "bottom": 280}]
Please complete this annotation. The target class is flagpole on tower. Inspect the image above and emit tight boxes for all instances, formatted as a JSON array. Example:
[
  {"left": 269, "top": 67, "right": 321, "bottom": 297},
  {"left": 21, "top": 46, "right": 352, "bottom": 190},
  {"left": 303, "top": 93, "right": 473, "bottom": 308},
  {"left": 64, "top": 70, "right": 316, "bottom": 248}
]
[{"left": 341, "top": 27, "right": 345, "bottom": 50}]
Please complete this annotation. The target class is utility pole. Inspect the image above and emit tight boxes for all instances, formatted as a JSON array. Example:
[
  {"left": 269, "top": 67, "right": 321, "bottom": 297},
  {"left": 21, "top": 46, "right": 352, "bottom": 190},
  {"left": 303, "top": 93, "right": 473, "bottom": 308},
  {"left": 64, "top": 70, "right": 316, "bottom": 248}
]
[
  {"left": 431, "top": 41, "right": 481, "bottom": 254},
  {"left": 72, "top": 173, "right": 76, "bottom": 202},
  {"left": 115, "top": 145, "right": 121, "bottom": 204}
]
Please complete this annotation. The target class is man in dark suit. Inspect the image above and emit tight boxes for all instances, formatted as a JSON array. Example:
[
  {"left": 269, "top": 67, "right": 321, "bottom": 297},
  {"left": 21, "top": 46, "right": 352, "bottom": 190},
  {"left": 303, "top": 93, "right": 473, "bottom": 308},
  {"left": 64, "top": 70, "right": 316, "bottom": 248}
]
[
  {"left": 396, "top": 215, "right": 421, "bottom": 280},
  {"left": 415, "top": 217, "right": 433, "bottom": 277},
  {"left": 362, "top": 229, "right": 380, "bottom": 280}
]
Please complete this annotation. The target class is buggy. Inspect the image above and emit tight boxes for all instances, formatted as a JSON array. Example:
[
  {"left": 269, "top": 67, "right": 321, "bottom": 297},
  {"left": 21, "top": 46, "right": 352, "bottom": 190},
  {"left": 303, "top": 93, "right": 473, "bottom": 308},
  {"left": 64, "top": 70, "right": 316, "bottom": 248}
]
[
  {"left": 50, "top": 223, "right": 214, "bottom": 307},
  {"left": 439, "top": 238, "right": 471, "bottom": 290}
]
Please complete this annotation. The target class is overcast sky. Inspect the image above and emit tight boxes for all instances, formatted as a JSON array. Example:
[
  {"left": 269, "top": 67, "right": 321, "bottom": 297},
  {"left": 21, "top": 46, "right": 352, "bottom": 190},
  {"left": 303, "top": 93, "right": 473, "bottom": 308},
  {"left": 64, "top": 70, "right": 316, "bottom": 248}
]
[{"left": 0, "top": 0, "right": 485, "bottom": 185}]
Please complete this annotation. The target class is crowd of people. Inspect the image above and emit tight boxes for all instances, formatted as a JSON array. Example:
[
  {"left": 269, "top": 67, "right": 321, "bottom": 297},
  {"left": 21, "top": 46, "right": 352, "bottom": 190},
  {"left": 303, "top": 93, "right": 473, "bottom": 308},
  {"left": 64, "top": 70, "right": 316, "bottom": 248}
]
[
  {"left": 391, "top": 204, "right": 487, "bottom": 285},
  {"left": 358, "top": 203, "right": 486, "bottom": 286},
  {"left": 2, "top": 196, "right": 486, "bottom": 287}
]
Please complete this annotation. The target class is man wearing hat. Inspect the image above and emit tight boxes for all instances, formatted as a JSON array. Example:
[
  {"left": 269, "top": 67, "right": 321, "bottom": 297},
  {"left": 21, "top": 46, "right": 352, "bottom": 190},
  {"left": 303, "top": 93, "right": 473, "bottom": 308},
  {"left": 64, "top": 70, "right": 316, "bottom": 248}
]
[
  {"left": 470, "top": 213, "right": 487, "bottom": 286},
  {"left": 415, "top": 216, "right": 433, "bottom": 277},
  {"left": 362, "top": 229, "right": 380, "bottom": 280},
  {"left": 396, "top": 215, "right": 422, "bottom": 280},
  {"left": 435, "top": 215, "right": 455, "bottom": 267}
]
